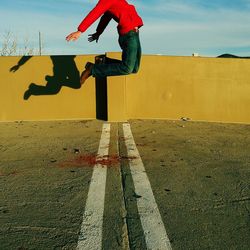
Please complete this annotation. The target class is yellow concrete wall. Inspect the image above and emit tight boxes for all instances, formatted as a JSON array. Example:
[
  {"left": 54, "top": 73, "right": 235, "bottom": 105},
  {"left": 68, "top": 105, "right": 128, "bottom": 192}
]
[
  {"left": 105, "top": 52, "right": 127, "bottom": 122},
  {"left": 0, "top": 55, "right": 96, "bottom": 121},
  {"left": 107, "top": 75, "right": 127, "bottom": 122},
  {"left": 1, "top": 53, "right": 250, "bottom": 123},
  {"left": 107, "top": 52, "right": 250, "bottom": 124}
]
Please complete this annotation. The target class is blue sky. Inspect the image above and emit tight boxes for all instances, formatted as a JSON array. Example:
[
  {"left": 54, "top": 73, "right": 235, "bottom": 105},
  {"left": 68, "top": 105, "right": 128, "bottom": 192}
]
[{"left": 1, "top": 0, "right": 250, "bottom": 56}]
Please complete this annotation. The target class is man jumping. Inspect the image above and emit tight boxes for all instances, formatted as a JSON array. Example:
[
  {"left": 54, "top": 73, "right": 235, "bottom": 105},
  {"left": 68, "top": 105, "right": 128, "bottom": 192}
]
[{"left": 66, "top": 0, "right": 143, "bottom": 85}]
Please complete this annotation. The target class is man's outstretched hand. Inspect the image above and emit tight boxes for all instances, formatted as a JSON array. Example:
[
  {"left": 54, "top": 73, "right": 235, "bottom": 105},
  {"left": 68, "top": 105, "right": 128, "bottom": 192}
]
[
  {"left": 66, "top": 31, "right": 82, "bottom": 41},
  {"left": 88, "top": 33, "right": 100, "bottom": 43}
]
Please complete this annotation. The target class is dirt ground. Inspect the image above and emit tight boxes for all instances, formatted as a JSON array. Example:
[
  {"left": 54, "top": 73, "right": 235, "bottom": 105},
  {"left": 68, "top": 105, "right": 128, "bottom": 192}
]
[{"left": 0, "top": 119, "right": 249, "bottom": 249}]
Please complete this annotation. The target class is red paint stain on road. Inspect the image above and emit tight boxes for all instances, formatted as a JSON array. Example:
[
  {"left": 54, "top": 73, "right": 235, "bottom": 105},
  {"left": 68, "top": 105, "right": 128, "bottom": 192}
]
[
  {"left": 0, "top": 171, "right": 18, "bottom": 177},
  {"left": 57, "top": 154, "right": 138, "bottom": 168},
  {"left": 58, "top": 154, "right": 120, "bottom": 168}
]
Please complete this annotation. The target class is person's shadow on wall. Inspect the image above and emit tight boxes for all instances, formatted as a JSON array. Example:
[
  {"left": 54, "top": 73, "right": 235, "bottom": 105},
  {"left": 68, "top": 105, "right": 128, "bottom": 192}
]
[{"left": 10, "top": 55, "right": 81, "bottom": 100}]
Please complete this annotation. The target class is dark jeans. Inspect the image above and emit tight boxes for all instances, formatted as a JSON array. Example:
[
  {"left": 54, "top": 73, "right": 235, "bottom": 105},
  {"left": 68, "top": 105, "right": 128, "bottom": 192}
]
[{"left": 92, "top": 30, "right": 141, "bottom": 77}]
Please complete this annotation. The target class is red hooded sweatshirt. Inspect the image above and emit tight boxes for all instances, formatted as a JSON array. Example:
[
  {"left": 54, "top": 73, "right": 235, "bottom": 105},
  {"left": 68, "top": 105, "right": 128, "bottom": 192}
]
[{"left": 77, "top": 0, "right": 143, "bottom": 35}]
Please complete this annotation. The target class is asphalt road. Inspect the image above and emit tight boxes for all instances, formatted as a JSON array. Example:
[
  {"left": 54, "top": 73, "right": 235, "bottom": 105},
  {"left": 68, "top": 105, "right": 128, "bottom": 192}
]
[{"left": 0, "top": 119, "right": 249, "bottom": 250}]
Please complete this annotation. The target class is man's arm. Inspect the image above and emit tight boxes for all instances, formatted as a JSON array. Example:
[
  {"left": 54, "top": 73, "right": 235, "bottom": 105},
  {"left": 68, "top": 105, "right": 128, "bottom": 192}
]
[
  {"left": 88, "top": 12, "right": 112, "bottom": 43},
  {"left": 96, "top": 12, "right": 112, "bottom": 35},
  {"left": 66, "top": 0, "right": 113, "bottom": 42},
  {"left": 66, "top": 31, "right": 81, "bottom": 41},
  {"left": 77, "top": 0, "right": 113, "bottom": 33}
]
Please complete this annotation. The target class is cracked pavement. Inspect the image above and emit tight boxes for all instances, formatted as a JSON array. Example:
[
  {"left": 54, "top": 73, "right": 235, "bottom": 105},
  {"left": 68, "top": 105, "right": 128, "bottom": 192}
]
[{"left": 0, "top": 119, "right": 249, "bottom": 249}]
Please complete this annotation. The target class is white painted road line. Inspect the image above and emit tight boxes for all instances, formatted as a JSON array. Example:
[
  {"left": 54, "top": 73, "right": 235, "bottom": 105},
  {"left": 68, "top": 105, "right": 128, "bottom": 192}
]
[
  {"left": 76, "top": 123, "right": 110, "bottom": 250},
  {"left": 123, "top": 123, "right": 172, "bottom": 250}
]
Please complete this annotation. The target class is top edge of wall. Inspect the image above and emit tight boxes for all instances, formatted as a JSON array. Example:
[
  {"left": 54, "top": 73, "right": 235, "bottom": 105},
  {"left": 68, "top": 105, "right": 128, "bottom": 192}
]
[{"left": 1, "top": 52, "right": 250, "bottom": 61}]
